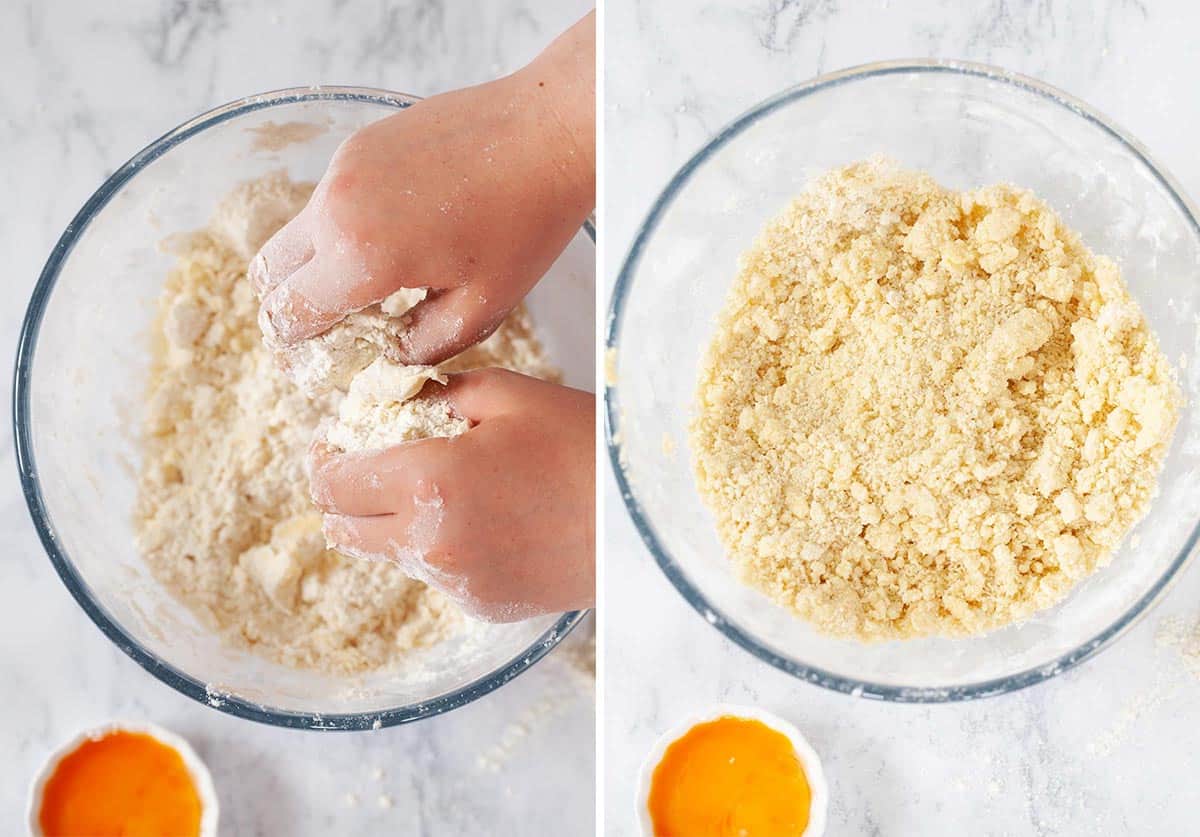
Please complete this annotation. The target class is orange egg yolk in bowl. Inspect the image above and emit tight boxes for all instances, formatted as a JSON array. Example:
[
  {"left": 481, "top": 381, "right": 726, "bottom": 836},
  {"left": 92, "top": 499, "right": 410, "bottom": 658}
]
[
  {"left": 37, "top": 729, "right": 204, "bottom": 837},
  {"left": 647, "top": 715, "right": 813, "bottom": 837}
]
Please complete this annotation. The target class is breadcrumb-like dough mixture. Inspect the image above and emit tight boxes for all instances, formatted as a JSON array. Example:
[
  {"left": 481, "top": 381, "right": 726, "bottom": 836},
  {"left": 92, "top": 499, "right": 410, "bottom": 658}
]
[
  {"left": 135, "top": 173, "right": 557, "bottom": 673},
  {"left": 691, "top": 159, "right": 1181, "bottom": 640}
]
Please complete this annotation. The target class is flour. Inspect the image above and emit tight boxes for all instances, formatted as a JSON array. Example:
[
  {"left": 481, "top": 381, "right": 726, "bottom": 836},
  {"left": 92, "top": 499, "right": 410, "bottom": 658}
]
[
  {"left": 323, "top": 359, "right": 467, "bottom": 453},
  {"left": 1156, "top": 615, "right": 1200, "bottom": 679},
  {"left": 692, "top": 159, "right": 1181, "bottom": 641},
  {"left": 204, "top": 170, "right": 311, "bottom": 262},
  {"left": 247, "top": 119, "right": 330, "bottom": 153},
  {"left": 1090, "top": 616, "right": 1200, "bottom": 757},
  {"left": 262, "top": 285, "right": 431, "bottom": 396},
  {"left": 134, "top": 173, "right": 558, "bottom": 673}
]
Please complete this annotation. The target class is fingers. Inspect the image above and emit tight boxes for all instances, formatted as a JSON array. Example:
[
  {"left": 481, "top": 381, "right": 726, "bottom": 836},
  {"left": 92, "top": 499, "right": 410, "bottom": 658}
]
[
  {"left": 398, "top": 286, "right": 512, "bottom": 365},
  {"left": 438, "top": 368, "right": 530, "bottom": 423},
  {"left": 322, "top": 503, "right": 450, "bottom": 588},
  {"left": 309, "top": 434, "right": 463, "bottom": 517},
  {"left": 439, "top": 367, "right": 591, "bottom": 424},
  {"left": 249, "top": 214, "right": 315, "bottom": 298},
  {"left": 321, "top": 513, "right": 397, "bottom": 563},
  {"left": 309, "top": 372, "right": 575, "bottom": 515},
  {"left": 260, "top": 255, "right": 391, "bottom": 344}
]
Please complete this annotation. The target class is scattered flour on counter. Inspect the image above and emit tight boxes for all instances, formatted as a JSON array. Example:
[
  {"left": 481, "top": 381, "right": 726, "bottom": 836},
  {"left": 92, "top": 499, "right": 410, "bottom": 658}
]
[
  {"left": 475, "top": 686, "right": 578, "bottom": 774},
  {"left": 692, "top": 158, "right": 1182, "bottom": 641},
  {"left": 1087, "top": 680, "right": 1176, "bottom": 759},
  {"left": 1155, "top": 615, "right": 1200, "bottom": 679},
  {"left": 474, "top": 615, "right": 595, "bottom": 773},
  {"left": 1090, "top": 616, "right": 1200, "bottom": 758},
  {"left": 134, "top": 172, "right": 559, "bottom": 674}
]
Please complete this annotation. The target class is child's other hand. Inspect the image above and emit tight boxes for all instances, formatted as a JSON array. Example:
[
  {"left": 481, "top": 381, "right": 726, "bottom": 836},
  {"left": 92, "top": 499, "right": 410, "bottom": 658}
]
[
  {"left": 310, "top": 370, "right": 595, "bottom": 621},
  {"left": 252, "top": 14, "right": 594, "bottom": 365}
]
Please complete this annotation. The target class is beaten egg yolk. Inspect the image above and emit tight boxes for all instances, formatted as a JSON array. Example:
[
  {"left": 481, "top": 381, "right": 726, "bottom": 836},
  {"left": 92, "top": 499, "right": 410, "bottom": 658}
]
[
  {"left": 647, "top": 716, "right": 812, "bottom": 837},
  {"left": 38, "top": 730, "right": 203, "bottom": 837}
]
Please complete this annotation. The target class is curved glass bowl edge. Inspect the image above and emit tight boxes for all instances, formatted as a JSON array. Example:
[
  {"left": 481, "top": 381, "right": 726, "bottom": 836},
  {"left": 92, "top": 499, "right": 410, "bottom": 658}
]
[
  {"left": 604, "top": 58, "right": 1200, "bottom": 703},
  {"left": 14, "top": 86, "right": 593, "bottom": 730}
]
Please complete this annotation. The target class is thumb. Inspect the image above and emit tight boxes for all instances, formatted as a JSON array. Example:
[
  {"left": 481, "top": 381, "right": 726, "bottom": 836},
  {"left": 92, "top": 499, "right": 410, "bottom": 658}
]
[
  {"left": 397, "top": 286, "right": 512, "bottom": 365},
  {"left": 260, "top": 255, "right": 399, "bottom": 345}
]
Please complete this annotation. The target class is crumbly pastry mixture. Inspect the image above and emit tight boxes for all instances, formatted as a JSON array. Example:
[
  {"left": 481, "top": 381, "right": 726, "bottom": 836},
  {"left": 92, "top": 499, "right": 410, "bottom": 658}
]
[
  {"left": 135, "top": 172, "right": 557, "bottom": 673},
  {"left": 691, "top": 159, "right": 1181, "bottom": 640}
]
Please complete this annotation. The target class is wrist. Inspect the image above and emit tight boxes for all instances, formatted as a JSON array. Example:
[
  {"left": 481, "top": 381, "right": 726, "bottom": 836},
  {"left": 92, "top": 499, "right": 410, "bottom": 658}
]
[{"left": 507, "top": 14, "right": 595, "bottom": 210}]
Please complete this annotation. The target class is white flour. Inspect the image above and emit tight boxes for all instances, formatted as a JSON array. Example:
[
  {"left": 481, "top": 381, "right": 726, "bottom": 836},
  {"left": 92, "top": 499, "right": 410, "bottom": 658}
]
[
  {"left": 262, "top": 285, "right": 430, "bottom": 396},
  {"left": 323, "top": 359, "right": 467, "bottom": 453}
]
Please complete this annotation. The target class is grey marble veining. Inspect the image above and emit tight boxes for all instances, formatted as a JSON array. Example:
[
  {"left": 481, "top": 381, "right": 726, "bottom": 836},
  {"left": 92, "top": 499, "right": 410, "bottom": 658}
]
[
  {"left": 605, "top": 1, "right": 1200, "bottom": 834},
  {"left": 1, "top": 1, "right": 593, "bottom": 834}
]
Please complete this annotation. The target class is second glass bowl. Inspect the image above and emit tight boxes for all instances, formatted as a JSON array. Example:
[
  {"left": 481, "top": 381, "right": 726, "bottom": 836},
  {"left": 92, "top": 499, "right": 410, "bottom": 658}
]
[{"left": 606, "top": 60, "right": 1200, "bottom": 701}]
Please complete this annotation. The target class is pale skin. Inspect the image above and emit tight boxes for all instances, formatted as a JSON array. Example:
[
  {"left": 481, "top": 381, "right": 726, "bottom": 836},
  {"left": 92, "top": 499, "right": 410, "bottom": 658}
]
[{"left": 252, "top": 13, "right": 596, "bottom": 621}]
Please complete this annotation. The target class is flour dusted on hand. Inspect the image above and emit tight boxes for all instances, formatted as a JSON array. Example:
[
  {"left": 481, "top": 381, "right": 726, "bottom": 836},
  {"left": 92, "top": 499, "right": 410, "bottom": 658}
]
[
  {"left": 691, "top": 159, "right": 1181, "bottom": 641},
  {"left": 135, "top": 173, "right": 558, "bottom": 673}
]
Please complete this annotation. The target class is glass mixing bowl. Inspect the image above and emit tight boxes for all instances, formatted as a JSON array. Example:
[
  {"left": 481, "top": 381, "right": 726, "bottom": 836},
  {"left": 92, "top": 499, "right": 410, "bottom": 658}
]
[
  {"left": 16, "top": 87, "right": 594, "bottom": 729},
  {"left": 606, "top": 60, "right": 1200, "bottom": 701}
]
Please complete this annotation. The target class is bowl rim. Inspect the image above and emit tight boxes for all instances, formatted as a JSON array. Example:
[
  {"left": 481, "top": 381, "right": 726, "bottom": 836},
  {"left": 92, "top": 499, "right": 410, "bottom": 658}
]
[
  {"left": 14, "top": 85, "right": 592, "bottom": 730},
  {"left": 604, "top": 58, "right": 1200, "bottom": 703}
]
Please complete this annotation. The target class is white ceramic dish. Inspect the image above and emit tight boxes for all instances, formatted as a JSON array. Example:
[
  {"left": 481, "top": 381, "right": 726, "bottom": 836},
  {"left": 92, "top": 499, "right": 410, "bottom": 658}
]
[
  {"left": 26, "top": 721, "right": 219, "bottom": 837},
  {"left": 635, "top": 703, "right": 828, "bottom": 837}
]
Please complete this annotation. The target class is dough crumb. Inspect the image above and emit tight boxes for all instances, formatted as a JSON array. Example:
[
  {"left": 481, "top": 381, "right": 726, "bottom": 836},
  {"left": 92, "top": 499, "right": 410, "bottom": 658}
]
[
  {"left": 691, "top": 159, "right": 1181, "bottom": 640},
  {"left": 323, "top": 359, "right": 467, "bottom": 453},
  {"left": 263, "top": 285, "right": 430, "bottom": 396}
]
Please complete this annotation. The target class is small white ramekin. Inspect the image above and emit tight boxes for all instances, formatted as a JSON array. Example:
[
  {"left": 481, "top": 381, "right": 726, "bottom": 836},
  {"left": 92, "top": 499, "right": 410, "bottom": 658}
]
[
  {"left": 25, "top": 721, "right": 219, "bottom": 837},
  {"left": 635, "top": 703, "right": 828, "bottom": 837}
]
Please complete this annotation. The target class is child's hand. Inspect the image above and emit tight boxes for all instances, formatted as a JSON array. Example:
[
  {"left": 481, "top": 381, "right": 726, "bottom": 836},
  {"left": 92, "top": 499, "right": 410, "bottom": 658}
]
[
  {"left": 310, "top": 369, "right": 595, "bottom": 621},
  {"left": 252, "top": 14, "right": 594, "bottom": 365}
]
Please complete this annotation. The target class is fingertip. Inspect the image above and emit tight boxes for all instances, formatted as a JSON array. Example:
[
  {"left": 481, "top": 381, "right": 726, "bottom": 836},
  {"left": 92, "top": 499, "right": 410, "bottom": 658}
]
[
  {"left": 251, "top": 214, "right": 315, "bottom": 298},
  {"left": 261, "top": 277, "right": 333, "bottom": 344},
  {"left": 394, "top": 317, "right": 468, "bottom": 366},
  {"left": 308, "top": 446, "right": 380, "bottom": 514},
  {"left": 248, "top": 252, "right": 270, "bottom": 297},
  {"left": 395, "top": 286, "right": 509, "bottom": 366},
  {"left": 321, "top": 512, "right": 352, "bottom": 545},
  {"left": 323, "top": 513, "right": 378, "bottom": 563},
  {"left": 439, "top": 368, "right": 519, "bottom": 423},
  {"left": 308, "top": 422, "right": 335, "bottom": 464},
  {"left": 308, "top": 451, "right": 337, "bottom": 511}
]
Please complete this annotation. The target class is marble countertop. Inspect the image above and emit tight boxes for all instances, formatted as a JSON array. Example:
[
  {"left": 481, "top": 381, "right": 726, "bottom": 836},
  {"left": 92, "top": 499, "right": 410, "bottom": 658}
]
[
  {"left": 1, "top": 1, "right": 593, "bottom": 834},
  {"left": 604, "top": 1, "right": 1200, "bottom": 834}
]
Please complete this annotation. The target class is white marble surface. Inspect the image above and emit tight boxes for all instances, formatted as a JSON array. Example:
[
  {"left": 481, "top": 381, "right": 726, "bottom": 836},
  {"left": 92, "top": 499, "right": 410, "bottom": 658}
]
[
  {"left": 604, "top": 1, "right": 1200, "bottom": 834},
  {"left": 1, "top": 1, "right": 594, "bottom": 834}
]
